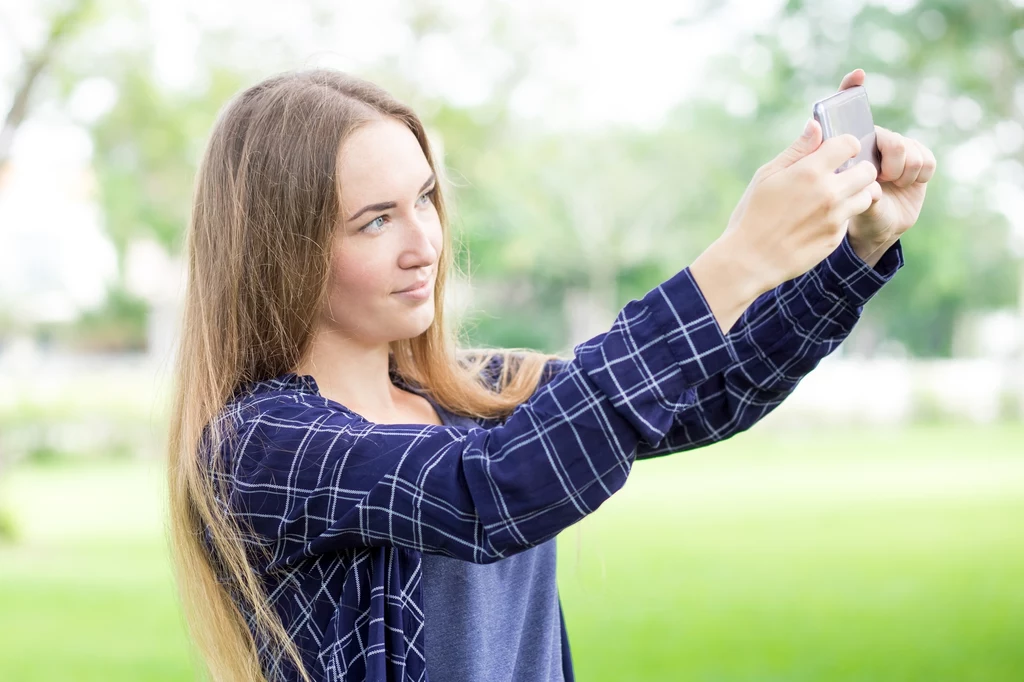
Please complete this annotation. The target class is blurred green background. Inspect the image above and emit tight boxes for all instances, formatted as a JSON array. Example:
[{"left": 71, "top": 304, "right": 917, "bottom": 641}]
[{"left": 1, "top": 0, "right": 1023, "bottom": 680}]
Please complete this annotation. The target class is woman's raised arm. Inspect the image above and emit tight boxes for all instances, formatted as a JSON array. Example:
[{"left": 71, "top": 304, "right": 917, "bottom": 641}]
[{"left": 215, "top": 261, "right": 734, "bottom": 568}]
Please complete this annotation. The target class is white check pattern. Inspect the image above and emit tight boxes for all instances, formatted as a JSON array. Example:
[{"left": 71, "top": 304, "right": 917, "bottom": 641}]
[{"left": 207, "top": 236, "right": 903, "bottom": 681}]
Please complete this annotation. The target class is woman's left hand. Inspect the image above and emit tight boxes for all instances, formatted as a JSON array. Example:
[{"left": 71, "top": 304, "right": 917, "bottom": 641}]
[
  {"left": 847, "top": 125, "right": 937, "bottom": 261},
  {"left": 833, "top": 69, "right": 937, "bottom": 264}
]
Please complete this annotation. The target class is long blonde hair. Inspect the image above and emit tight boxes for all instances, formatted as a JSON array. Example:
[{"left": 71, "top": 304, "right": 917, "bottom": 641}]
[{"left": 167, "top": 68, "right": 564, "bottom": 682}]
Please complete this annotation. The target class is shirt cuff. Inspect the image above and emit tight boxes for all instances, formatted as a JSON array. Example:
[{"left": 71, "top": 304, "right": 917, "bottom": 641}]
[
  {"left": 821, "top": 234, "right": 905, "bottom": 309},
  {"left": 648, "top": 267, "right": 742, "bottom": 386}
]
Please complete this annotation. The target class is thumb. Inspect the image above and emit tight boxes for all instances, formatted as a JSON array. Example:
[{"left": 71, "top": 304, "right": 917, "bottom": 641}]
[{"left": 768, "top": 118, "right": 822, "bottom": 172}]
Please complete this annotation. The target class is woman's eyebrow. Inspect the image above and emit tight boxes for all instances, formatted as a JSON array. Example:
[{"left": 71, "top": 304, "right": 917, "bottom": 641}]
[{"left": 346, "top": 172, "right": 436, "bottom": 222}]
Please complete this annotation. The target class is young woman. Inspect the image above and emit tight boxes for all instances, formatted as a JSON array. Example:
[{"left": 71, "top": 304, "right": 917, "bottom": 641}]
[{"left": 167, "top": 67, "right": 933, "bottom": 682}]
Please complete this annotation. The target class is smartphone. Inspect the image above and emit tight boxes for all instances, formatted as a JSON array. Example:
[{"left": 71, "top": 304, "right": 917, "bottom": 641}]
[{"left": 812, "top": 85, "right": 881, "bottom": 174}]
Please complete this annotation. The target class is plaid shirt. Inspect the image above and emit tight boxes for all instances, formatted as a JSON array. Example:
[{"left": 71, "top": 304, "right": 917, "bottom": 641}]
[{"left": 212, "top": 236, "right": 903, "bottom": 681}]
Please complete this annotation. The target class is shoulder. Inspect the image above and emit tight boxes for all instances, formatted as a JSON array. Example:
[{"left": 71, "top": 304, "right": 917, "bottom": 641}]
[
  {"left": 212, "top": 375, "right": 362, "bottom": 464},
  {"left": 225, "top": 375, "right": 337, "bottom": 423},
  {"left": 221, "top": 373, "right": 477, "bottom": 454}
]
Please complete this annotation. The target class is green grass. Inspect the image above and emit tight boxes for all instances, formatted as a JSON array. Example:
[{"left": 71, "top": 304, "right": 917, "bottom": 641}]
[
  {"left": 1, "top": 424, "right": 1022, "bottom": 681},
  {"left": 559, "top": 424, "right": 1024, "bottom": 681},
  {"left": 0, "top": 542, "right": 197, "bottom": 681}
]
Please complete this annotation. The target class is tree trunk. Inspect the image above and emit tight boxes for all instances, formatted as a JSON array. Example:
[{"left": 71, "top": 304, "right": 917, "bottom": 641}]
[{"left": 0, "top": 0, "right": 95, "bottom": 174}]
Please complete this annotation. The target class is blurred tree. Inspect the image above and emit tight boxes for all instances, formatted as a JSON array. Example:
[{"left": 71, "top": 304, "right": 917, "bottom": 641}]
[
  {"left": 0, "top": 0, "right": 98, "bottom": 173},
  {"left": 36, "top": 281, "right": 148, "bottom": 351},
  {"left": 88, "top": 64, "right": 246, "bottom": 257},
  {"left": 0, "top": 0, "right": 153, "bottom": 350},
  {"left": 8, "top": 0, "right": 1018, "bottom": 356},
  {"left": 687, "top": 0, "right": 1022, "bottom": 355}
]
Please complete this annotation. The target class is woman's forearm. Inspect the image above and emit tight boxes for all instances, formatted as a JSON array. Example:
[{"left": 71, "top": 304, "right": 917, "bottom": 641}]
[{"left": 689, "top": 234, "right": 772, "bottom": 335}]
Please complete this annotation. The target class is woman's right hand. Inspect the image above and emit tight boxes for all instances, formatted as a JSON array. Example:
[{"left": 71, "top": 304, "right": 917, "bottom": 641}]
[
  {"left": 689, "top": 119, "right": 881, "bottom": 334},
  {"left": 724, "top": 119, "right": 881, "bottom": 291}
]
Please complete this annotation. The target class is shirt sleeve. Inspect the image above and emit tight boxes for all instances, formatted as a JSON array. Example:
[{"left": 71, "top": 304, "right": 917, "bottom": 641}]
[
  {"left": 219, "top": 262, "right": 738, "bottom": 567},
  {"left": 534, "top": 235, "right": 904, "bottom": 459},
  {"left": 636, "top": 234, "right": 905, "bottom": 458}
]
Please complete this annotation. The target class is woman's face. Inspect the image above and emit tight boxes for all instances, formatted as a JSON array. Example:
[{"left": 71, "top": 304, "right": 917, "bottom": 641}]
[{"left": 325, "top": 117, "right": 443, "bottom": 346}]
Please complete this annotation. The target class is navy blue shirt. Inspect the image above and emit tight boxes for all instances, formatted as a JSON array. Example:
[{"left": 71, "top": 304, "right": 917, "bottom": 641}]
[{"left": 212, "top": 236, "right": 903, "bottom": 681}]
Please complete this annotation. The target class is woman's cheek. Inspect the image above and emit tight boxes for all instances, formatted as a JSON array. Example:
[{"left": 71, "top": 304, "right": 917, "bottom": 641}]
[{"left": 332, "top": 250, "right": 384, "bottom": 302}]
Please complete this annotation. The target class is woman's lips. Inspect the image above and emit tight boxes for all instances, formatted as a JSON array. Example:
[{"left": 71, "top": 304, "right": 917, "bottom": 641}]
[
  {"left": 397, "top": 280, "right": 429, "bottom": 293},
  {"left": 393, "top": 278, "right": 433, "bottom": 300}
]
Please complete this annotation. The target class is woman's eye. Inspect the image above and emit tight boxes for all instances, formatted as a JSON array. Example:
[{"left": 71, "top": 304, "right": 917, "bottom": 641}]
[
  {"left": 417, "top": 187, "right": 436, "bottom": 206},
  {"left": 361, "top": 215, "right": 386, "bottom": 233},
  {"left": 360, "top": 187, "right": 436, "bottom": 234}
]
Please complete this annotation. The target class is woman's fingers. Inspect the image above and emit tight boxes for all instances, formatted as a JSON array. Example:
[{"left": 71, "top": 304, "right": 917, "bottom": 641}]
[
  {"left": 914, "top": 139, "right": 937, "bottom": 184},
  {"left": 875, "top": 126, "right": 907, "bottom": 183},
  {"left": 895, "top": 140, "right": 925, "bottom": 187},
  {"left": 868, "top": 180, "right": 883, "bottom": 203},
  {"left": 838, "top": 185, "right": 876, "bottom": 224},
  {"left": 799, "top": 133, "right": 862, "bottom": 175},
  {"left": 838, "top": 68, "right": 865, "bottom": 91},
  {"left": 834, "top": 159, "right": 878, "bottom": 199},
  {"left": 876, "top": 129, "right": 936, "bottom": 187}
]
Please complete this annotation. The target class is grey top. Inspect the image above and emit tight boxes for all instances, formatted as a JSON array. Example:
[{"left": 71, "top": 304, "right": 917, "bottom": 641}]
[{"left": 420, "top": 398, "right": 566, "bottom": 682}]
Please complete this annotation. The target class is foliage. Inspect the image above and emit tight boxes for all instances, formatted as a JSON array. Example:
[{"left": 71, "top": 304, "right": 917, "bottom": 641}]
[
  {"left": 3, "top": 0, "right": 1021, "bottom": 356},
  {"left": 0, "top": 508, "right": 16, "bottom": 544},
  {"left": 35, "top": 282, "right": 148, "bottom": 351},
  {"left": 727, "top": 0, "right": 1022, "bottom": 354}
]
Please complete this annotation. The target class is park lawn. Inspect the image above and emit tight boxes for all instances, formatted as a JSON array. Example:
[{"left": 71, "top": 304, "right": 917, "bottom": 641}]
[
  {"left": 0, "top": 541, "right": 197, "bottom": 682},
  {"left": 1, "top": 424, "right": 1022, "bottom": 681}
]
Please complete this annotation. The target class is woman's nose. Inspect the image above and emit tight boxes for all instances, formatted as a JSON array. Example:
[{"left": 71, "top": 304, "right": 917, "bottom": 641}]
[{"left": 400, "top": 214, "right": 440, "bottom": 263}]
